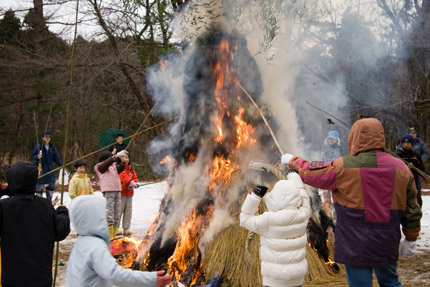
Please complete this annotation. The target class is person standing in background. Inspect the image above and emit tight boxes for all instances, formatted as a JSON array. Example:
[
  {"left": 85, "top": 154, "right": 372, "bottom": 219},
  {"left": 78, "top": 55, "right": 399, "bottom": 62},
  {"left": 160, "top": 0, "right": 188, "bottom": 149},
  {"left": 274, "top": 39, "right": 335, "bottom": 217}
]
[
  {"left": 396, "top": 134, "right": 426, "bottom": 207},
  {"left": 118, "top": 153, "right": 138, "bottom": 236},
  {"left": 408, "top": 127, "right": 429, "bottom": 163},
  {"left": 30, "top": 131, "right": 63, "bottom": 201},
  {"left": 68, "top": 160, "right": 94, "bottom": 200},
  {"left": 108, "top": 133, "right": 127, "bottom": 154},
  {"left": 95, "top": 150, "right": 128, "bottom": 240},
  {"left": 322, "top": 130, "right": 342, "bottom": 163}
]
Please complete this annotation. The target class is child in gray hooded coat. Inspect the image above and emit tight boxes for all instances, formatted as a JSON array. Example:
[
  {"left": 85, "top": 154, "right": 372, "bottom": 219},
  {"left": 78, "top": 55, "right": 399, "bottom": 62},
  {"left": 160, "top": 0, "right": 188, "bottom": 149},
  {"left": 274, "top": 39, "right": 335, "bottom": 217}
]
[{"left": 66, "top": 195, "right": 171, "bottom": 287}]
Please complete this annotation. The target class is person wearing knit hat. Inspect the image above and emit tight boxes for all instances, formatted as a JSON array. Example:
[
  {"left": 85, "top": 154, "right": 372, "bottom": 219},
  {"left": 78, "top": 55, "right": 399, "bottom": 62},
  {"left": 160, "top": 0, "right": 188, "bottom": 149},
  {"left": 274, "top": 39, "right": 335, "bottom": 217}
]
[
  {"left": 397, "top": 127, "right": 429, "bottom": 163},
  {"left": 401, "top": 134, "right": 414, "bottom": 144},
  {"left": 396, "top": 134, "right": 426, "bottom": 207}
]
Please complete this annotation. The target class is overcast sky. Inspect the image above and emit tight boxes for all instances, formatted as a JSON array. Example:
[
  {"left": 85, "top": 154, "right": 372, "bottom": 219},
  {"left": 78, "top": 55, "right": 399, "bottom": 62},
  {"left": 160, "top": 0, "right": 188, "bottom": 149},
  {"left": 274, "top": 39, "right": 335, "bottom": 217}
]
[{"left": 1, "top": 0, "right": 102, "bottom": 41}]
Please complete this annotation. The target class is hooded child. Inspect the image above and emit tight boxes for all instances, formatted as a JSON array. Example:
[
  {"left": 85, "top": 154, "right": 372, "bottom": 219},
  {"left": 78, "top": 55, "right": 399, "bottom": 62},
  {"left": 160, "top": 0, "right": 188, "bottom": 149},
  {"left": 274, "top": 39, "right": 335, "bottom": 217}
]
[
  {"left": 0, "top": 161, "right": 70, "bottom": 287},
  {"left": 66, "top": 195, "right": 171, "bottom": 287},
  {"left": 240, "top": 172, "right": 311, "bottom": 287},
  {"left": 322, "top": 130, "right": 342, "bottom": 163}
]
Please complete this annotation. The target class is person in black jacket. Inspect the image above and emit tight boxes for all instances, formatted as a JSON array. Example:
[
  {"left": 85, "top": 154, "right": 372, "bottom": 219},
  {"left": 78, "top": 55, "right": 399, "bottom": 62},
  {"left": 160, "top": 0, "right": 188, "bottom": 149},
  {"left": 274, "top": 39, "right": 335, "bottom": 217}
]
[
  {"left": 107, "top": 133, "right": 127, "bottom": 154},
  {"left": 396, "top": 134, "right": 426, "bottom": 207},
  {"left": 0, "top": 161, "right": 70, "bottom": 287}
]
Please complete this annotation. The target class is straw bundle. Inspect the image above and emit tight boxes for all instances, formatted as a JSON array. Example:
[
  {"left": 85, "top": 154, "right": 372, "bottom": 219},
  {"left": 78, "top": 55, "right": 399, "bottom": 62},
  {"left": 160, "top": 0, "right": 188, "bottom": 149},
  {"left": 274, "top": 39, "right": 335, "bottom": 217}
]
[
  {"left": 304, "top": 243, "right": 346, "bottom": 285},
  {"left": 203, "top": 179, "right": 263, "bottom": 286}
]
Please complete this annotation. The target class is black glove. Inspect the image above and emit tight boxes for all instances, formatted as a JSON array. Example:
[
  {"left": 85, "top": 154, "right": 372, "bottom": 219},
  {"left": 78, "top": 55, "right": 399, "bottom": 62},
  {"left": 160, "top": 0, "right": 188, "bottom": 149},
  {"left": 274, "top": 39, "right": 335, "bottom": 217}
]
[{"left": 252, "top": 186, "right": 268, "bottom": 198}]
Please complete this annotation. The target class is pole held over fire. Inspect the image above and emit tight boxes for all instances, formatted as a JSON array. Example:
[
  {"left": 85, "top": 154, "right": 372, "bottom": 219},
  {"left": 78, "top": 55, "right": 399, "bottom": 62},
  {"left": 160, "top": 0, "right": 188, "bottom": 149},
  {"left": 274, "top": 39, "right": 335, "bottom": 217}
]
[{"left": 238, "top": 82, "right": 284, "bottom": 155}]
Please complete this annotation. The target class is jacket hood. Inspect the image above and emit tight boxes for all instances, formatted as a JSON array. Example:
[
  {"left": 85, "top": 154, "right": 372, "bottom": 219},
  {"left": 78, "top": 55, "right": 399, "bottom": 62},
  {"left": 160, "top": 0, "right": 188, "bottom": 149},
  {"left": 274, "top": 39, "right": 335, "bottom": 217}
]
[
  {"left": 70, "top": 195, "right": 110, "bottom": 245},
  {"left": 264, "top": 174, "right": 303, "bottom": 212},
  {"left": 6, "top": 161, "right": 38, "bottom": 195},
  {"left": 348, "top": 118, "right": 385, "bottom": 156}
]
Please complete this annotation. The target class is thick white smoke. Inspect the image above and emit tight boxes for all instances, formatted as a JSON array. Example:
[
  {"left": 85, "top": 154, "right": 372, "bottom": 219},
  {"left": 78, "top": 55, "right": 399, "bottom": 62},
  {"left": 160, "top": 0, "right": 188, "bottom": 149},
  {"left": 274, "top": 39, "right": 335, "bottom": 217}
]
[{"left": 146, "top": 0, "right": 409, "bottom": 248}]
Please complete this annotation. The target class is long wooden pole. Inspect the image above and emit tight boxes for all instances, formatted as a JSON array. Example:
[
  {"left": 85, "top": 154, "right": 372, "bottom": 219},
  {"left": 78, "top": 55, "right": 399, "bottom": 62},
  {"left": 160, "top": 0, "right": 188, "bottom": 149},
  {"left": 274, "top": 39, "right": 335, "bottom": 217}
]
[
  {"left": 33, "top": 111, "right": 42, "bottom": 176},
  {"left": 237, "top": 82, "right": 284, "bottom": 155},
  {"left": 125, "top": 97, "right": 162, "bottom": 151},
  {"left": 53, "top": 0, "right": 80, "bottom": 284}
]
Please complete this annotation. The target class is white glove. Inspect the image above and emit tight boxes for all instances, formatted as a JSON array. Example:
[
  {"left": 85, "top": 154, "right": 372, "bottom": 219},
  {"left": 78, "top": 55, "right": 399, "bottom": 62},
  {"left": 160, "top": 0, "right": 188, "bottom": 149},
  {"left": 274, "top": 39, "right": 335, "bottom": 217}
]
[
  {"left": 281, "top": 153, "right": 294, "bottom": 165},
  {"left": 248, "top": 161, "right": 272, "bottom": 173},
  {"left": 115, "top": 150, "right": 128, "bottom": 160},
  {"left": 399, "top": 239, "right": 417, "bottom": 258},
  {"left": 129, "top": 180, "right": 137, "bottom": 187}
]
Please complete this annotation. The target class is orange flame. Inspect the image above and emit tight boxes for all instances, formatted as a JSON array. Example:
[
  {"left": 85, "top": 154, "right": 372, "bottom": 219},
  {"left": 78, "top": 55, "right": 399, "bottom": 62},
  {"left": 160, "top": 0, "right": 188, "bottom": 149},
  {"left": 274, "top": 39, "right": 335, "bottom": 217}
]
[
  {"left": 161, "top": 36, "right": 257, "bottom": 285},
  {"left": 234, "top": 107, "right": 256, "bottom": 148},
  {"left": 325, "top": 257, "right": 336, "bottom": 266},
  {"left": 110, "top": 237, "right": 142, "bottom": 269},
  {"left": 167, "top": 209, "right": 208, "bottom": 284},
  {"left": 208, "top": 155, "right": 238, "bottom": 192}
]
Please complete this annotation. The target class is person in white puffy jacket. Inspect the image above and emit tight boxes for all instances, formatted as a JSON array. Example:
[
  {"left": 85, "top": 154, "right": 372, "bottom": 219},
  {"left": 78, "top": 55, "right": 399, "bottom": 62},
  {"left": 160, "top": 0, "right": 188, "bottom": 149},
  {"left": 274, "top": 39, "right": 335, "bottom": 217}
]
[
  {"left": 240, "top": 172, "right": 311, "bottom": 287},
  {"left": 66, "top": 195, "right": 171, "bottom": 287}
]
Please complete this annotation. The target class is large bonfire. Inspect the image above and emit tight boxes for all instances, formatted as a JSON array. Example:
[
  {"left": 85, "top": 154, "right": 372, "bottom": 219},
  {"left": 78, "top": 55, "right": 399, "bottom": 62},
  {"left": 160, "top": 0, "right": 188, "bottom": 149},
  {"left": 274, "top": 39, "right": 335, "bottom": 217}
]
[{"left": 110, "top": 23, "right": 344, "bottom": 286}]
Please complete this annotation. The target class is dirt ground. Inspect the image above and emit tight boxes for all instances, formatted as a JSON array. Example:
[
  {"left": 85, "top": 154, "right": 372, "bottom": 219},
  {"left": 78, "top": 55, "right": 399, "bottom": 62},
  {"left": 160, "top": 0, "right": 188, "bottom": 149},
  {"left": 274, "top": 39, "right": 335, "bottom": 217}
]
[{"left": 53, "top": 237, "right": 430, "bottom": 287}]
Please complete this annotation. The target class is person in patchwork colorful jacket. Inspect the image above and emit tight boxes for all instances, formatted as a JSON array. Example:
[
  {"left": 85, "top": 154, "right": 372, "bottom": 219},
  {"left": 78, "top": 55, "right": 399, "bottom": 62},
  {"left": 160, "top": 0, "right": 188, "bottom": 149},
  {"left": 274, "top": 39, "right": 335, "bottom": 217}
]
[{"left": 281, "top": 118, "right": 422, "bottom": 287}]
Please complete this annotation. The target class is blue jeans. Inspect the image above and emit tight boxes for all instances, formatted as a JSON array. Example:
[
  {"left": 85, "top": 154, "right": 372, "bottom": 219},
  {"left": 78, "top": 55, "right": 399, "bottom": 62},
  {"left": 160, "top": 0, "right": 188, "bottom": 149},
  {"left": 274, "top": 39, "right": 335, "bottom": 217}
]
[
  {"left": 345, "top": 264, "right": 401, "bottom": 287},
  {"left": 36, "top": 182, "right": 55, "bottom": 201}
]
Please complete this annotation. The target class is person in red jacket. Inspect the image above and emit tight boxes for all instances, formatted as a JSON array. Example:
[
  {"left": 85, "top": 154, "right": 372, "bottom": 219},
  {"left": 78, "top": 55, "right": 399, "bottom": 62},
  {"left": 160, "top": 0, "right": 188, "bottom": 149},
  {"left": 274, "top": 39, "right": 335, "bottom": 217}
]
[{"left": 118, "top": 153, "right": 138, "bottom": 236}]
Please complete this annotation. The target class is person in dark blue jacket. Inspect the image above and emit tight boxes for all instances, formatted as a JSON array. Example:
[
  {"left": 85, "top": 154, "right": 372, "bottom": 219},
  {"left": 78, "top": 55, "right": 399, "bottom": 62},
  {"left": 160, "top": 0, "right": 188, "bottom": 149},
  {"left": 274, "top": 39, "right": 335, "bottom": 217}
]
[{"left": 30, "top": 131, "right": 63, "bottom": 201}]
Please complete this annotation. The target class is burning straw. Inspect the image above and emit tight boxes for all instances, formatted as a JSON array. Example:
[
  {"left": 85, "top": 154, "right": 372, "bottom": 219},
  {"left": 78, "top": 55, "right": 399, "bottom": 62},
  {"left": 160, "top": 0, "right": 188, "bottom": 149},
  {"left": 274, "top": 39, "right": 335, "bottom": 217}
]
[{"left": 137, "top": 24, "right": 346, "bottom": 286}]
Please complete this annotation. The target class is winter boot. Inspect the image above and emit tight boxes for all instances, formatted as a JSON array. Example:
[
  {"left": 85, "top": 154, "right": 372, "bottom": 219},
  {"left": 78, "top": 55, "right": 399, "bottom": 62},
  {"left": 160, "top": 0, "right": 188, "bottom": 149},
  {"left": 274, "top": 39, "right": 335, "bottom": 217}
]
[
  {"left": 116, "top": 228, "right": 123, "bottom": 236},
  {"left": 123, "top": 229, "right": 132, "bottom": 236},
  {"left": 108, "top": 226, "right": 115, "bottom": 240},
  {"left": 112, "top": 225, "right": 119, "bottom": 239}
]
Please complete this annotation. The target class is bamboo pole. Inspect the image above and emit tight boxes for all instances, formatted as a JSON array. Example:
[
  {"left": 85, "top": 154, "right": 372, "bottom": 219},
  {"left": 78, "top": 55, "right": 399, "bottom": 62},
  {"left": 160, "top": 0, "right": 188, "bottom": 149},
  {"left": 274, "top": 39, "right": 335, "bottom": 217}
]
[
  {"left": 43, "top": 103, "right": 53, "bottom": 138},
  {"left": 33, "top": 111, "right": 42, "bottom": 176},
  {"left": 53, "top": 0, "right": 80, "bottom": 284},
  {"left": 237, "top": 82, "right": 284, "bottom": 155},
  {"left": 125, "top": 97, "right": 162, "bottom": 151}
]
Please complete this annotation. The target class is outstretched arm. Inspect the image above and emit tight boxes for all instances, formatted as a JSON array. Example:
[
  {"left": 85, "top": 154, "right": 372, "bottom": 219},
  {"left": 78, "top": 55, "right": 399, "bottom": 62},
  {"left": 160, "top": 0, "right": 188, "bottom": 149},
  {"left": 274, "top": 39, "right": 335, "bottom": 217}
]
[{"left": 91, "top": 245, "right": 158, "bottom": 287}]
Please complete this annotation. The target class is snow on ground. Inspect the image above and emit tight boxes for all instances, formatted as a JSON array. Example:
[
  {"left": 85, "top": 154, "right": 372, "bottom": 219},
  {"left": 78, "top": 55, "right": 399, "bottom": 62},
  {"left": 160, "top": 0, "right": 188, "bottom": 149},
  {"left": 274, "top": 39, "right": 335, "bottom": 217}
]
[
  {"left": 52, "top": 184, "right": 430, "bottom": 286},
  {"left": 53, "top": 180, "right": 168, "bottom": 238},
  {"left": 417, "top": 190, "right": 430, "bottom": 251}
]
